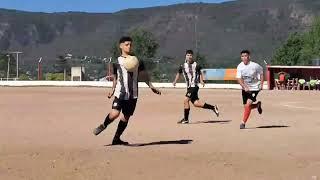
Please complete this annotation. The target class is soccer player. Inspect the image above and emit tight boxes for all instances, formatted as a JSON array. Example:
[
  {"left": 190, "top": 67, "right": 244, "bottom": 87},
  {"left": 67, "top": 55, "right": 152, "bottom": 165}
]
[
  {"left": 236, "top": 50, "right": 263, "bottom": 129},
  {"left": 173, "top": 49, "right": 219, "bottom": 124},
  {"left": 93, "top": 36, "right": 161, "bottom": 145}
]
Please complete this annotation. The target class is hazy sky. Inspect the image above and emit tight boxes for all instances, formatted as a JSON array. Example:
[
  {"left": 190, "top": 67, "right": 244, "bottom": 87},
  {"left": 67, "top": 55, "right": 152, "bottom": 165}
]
[{"left": 0, "top": 0, "right": 231, "bottom": 13}]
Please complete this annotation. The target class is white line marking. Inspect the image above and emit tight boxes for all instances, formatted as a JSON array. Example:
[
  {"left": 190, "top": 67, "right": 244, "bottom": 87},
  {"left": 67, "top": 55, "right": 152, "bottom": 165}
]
[{"left": 281, "top": 102, "right": 318, "bottom": 111}]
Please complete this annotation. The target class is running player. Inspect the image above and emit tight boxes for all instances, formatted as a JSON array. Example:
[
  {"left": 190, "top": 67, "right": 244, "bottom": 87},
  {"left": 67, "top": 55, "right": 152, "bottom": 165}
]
[
  {"left": 173, "top": 49, "right": 219, "bottom": 124},
  {"left": 236, "top": 50, "right": 263, "bottom": 129}
]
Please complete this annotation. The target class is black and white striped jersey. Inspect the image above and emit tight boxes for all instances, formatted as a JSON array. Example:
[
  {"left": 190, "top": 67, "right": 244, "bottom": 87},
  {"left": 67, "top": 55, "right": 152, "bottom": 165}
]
[
  {"left": 113, "top": 56, "right": 145, "bottom": 100},
  {"left": 178, "top": 61, "right": 202, "bottom": 88}
]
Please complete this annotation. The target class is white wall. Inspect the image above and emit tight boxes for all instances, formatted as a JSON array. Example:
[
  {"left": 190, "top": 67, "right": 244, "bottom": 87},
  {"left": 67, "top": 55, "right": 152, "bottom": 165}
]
[{"left": 0, "top": 81, "right": 268, "bottom": 89}]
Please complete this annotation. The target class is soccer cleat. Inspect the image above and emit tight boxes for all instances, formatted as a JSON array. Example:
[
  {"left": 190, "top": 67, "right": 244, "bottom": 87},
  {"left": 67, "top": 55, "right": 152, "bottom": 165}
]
[
  {"left": 240, "top": 123, "right": 246, "bottom": 129},
  {"left": 212, "top": 105, "right": 219, "bottom": 117},
  {"left": 177, "top": 118, "right": 189, "bottom": 124},
  {"left": 93, "top": 124, "right": 106, "bottom": 136},
  {"left": 112, "top": 138, "right": 129, "bottom": 145},
  {"left": 257, "top": 101, "right": 262, "bottom": 114}
]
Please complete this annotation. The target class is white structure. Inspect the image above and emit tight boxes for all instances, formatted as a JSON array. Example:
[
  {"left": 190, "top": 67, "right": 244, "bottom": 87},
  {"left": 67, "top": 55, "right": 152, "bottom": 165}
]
[{"left": 71, "top": 67, "right": 85, "bottom": 81}]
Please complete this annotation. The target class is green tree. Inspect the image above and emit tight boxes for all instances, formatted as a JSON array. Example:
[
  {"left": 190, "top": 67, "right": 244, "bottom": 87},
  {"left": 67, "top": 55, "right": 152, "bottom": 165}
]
[
  {"left": 55, "top": 55, "right": 71, "bottom": 80},
  {"left": 129, "top": 29, "right": 159, "bottom": 62},
  {"left": 271, "top": 17, "right": 320, "bottom": 65},
  {"left": 0, "top": 53, "right": 16, "bottom": 78},
  {"left": 300, "top": 17, "right": 320, "bottom": 65},
  {"left": 195, "top": 51, "right": 209, "bottom": 68},
  {"left": 109, "top": 28, "right": 159, "bottom": 66},
  {"left": 109, "top": 29, "right": 160, "bottom": 80},
  {"left": 110, "top": 42, "right": 121, "bottom": 59},
  {"left": 271, "top": 32, "right": 304, "bottom": 65}
]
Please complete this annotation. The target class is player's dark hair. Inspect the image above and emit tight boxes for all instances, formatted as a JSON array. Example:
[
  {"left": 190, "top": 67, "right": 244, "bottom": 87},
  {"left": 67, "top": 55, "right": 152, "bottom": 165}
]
[
  {"left": 240, "top": 50, "right": 250, "bottom": 55},
  {"left": 119, "top": 36, "right": 133, "bottom": 44},
  {"left": 186, "top": 49, "right": 194, "bottom": 55}
]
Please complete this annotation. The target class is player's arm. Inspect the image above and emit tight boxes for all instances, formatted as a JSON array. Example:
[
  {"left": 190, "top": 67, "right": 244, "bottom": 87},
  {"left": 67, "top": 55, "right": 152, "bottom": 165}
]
[
  {"left": 198, "top": 66, "right": 205, "bottom": 87},
  {"left": 200, "top": 72, "right": 205, "bottom": 87},
  {"left": 173, "top": 73, "right": 180, "bottom": 87},
  {"left": 108, "top": 63, "right": 118, "bottom": 98},
  {"left": 138, "top": 61, "right": 161, "bottom": 95},
  {"left": 237, "top": 78, "right": 249, "bottom": 92},
  {"left": 173, "top": 65, "right": 183, "bottom": 87},
  {"left": 258, "top": 65, "right": 264, "bottom": 90},
  {"left": 236, "top": 67, "right": 249, "bottom": 92},
  {"left": 140, "top": 70, "right": 161, "bottom": 95}
]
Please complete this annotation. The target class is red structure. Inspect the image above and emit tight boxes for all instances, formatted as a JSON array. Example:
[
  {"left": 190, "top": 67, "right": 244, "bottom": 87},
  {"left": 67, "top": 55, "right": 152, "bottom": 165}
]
[{"left": 266, "top": 65, "right": 320, "bottom": 90}]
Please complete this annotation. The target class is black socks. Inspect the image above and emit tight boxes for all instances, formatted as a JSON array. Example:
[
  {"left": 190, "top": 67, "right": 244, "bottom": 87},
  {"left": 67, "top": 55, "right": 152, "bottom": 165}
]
[
  {"left": 203, "top": 103, "right": 215, "bottom": 110},
  {"left": 184, "top": 108, "right": 190, "bottom": 120},
  {"left": 103, "top": 114, "right": 113, "bottom": 127},
  {"left": 113, "top": 120, "right": 128, "bottom": 140}
]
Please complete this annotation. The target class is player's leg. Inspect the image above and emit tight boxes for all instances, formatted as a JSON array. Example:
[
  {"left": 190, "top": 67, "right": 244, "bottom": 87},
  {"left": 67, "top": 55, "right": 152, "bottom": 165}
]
[
  {"left": 192, "top": 99, "right": 219, "bottom": 117},
  {"left": 178, "top": 97, "right": 191, "bottom": 124},
  {"left": 242, "top": 99, "right": 253, "bottom": 124},
  {"left": 93, "top": 98, "right": 121, "bottom": 135},
  {"left": 240, "top": 90, "right": 260, "bottom": 129},
  {"left": 190, "top": 87, "right": 219, "bottom": 117},
  {"left": 240, "top": 90, "right": 248, "bottom": 129},
  {"left": 112, "top": 114, "right": 131, "bottom": 145},
  {"left": 250, "top": 102, "right": 262, "bottom": 113},
  {"left": 112, "top": 99, "right": 137, "bottom": 145},
  {"left": 247, "top": 91, "right": 262, "bottom": 114}
]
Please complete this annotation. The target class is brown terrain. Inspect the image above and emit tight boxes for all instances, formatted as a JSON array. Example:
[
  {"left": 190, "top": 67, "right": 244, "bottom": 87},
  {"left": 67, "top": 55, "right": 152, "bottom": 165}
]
[{"left": 0, "top": 87, "right": 319, "bottom": 180}]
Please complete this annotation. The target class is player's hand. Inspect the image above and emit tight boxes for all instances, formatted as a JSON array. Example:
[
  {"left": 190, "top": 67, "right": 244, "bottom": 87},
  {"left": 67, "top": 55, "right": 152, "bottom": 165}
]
[
  {"left": 244, "top": 87, "right": 250, "bottom": 92},
  {"left": 200, "top": 81, "right": 205, "bottom": 87},
  {"left": 107, "top": 89, "right": 115, "bottom": 99},
  {"left": 172, "top": 82, "right": 177, "bottom": 87},
  {"left": 151, "top": 88, "right": 161, "bottom": 95}
]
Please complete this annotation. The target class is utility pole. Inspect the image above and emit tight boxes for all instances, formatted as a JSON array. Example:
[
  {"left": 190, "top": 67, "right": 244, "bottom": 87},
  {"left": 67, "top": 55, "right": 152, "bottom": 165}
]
[
  {"left": 194, "top": 15, "right": 198, "bottom": 52},
  {"left": 6, "top": 54, "right": 10, "bottom": 81},
  {"left": 9, "top": 51, "right": 23, "bottom": 79}
]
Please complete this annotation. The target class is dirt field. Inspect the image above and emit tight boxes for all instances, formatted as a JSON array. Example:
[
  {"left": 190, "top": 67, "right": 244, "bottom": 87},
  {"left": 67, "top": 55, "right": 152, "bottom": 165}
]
[{"left": 0, "top": 87, "right": 319, "bottom": 180}]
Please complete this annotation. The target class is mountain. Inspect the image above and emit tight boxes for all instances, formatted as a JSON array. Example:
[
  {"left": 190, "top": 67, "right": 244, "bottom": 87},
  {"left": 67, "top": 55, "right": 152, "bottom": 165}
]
[{"left": 0, "top": 0, "right": 320, "bottom": 69}]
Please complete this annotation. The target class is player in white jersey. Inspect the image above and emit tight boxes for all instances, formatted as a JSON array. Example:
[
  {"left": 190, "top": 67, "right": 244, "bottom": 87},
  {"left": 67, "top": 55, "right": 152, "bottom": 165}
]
[
  {"left": 236, "top": 50, "right": 263, "bottom": 129},
  {"left": 173, "top": 50, "right": 219, "bottom": 124},
  {"left": 93, "top": 36, "right": 161, "bottom": 145}
]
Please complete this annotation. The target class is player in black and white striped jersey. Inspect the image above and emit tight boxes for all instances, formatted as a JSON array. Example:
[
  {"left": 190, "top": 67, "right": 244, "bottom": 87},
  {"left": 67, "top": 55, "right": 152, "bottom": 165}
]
[
  {"left": 173, "top": 50, "right": 219, "bottom": 124},
  {"left": 93, "top": 36, "right": 161, "bottom": 145}
]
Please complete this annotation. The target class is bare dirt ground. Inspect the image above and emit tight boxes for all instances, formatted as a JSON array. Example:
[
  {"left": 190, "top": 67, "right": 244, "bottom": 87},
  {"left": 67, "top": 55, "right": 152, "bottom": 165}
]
[{"left": 0, "top": 87, "right": 319, "bottom": 180}]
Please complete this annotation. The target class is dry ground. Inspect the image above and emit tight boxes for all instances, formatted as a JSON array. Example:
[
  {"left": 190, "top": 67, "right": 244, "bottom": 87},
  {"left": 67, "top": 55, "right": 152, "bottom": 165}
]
[{"left": 0, "top": 87, "right": 319, "bottom": 180}]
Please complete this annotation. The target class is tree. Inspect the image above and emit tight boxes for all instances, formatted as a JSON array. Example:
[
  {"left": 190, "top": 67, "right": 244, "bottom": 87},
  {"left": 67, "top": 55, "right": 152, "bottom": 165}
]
[
  {"left": 129, "top": 29, "right": 159, "bottom": 62},
  {"left": 109, "top": 29, "right": 160, "bottom": 80},
  {"left": 271, "top": 32, "right": 304, "bottom": 65},
  {"left": 300, "top": 17, "right": 320, "bottom": 65},
  {"left": 0, "top": 53, "right": 16, "bottom": 78},
  {"left": 110, "top": 42, "right": 121, "bottom": 60},
  {"left": 195, "top": 51, "right": 208, "bottom": 68},
  {"left": 271, "top": 17, "right": 320, "bottom": 65},
  {"left": 55, "top": 55, "right": 70, "bottom": 80},
  {"left": 109, "top": 28, "right": 159, "bottom": 67}
]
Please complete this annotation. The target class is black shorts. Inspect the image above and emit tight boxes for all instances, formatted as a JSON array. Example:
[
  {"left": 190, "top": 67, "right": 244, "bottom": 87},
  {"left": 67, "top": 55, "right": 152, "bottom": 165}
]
[
  {"left": 186, "top": 86, "right": 199, "bottom": 103},
  {"left": 242, "top": 90, "right": 260, "bottom": 105},
  {"left": 112, "top": 97, "right": 137, "bottom": 116}
]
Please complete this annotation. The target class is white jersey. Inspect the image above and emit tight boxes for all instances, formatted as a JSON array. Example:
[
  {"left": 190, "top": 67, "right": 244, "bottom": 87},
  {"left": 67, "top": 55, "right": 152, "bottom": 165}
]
[
  {"left": 113, "top": 56, "right": 142, "bottom": 100},
  {"left": 236, "top": 61, "right": 263, "bottom": 91}
]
